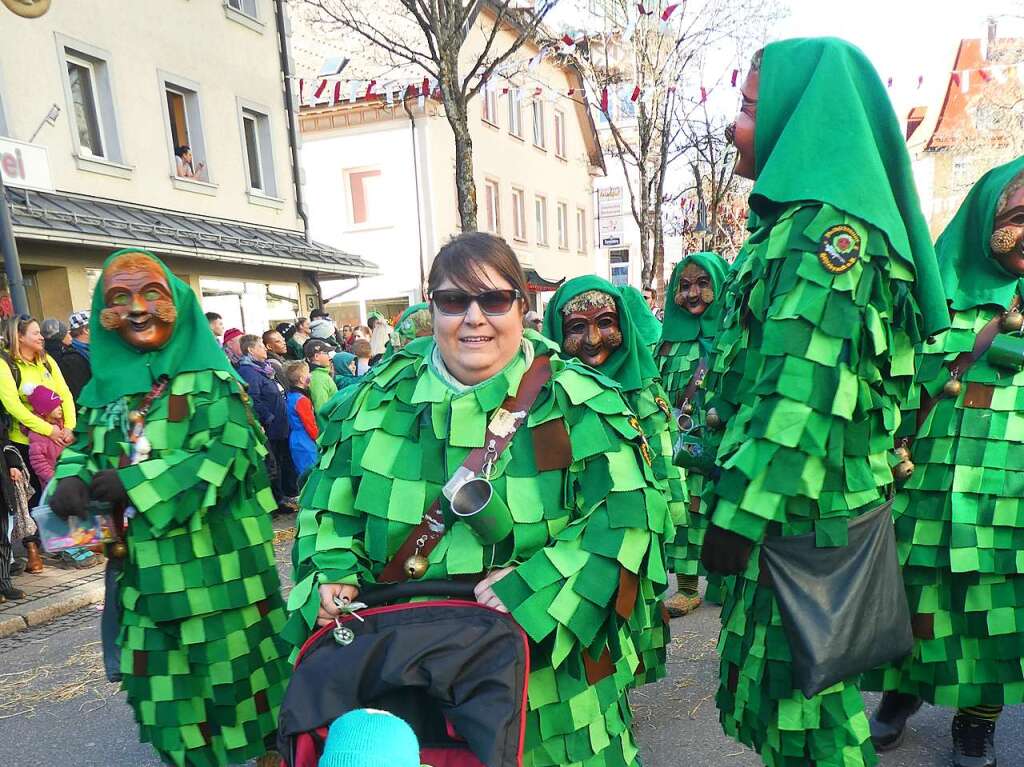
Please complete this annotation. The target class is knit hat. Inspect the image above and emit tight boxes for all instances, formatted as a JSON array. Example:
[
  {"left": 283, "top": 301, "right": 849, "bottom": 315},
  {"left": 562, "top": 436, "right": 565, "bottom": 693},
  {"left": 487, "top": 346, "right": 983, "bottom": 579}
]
[
  {"left": 69, "top": 310, "right": 90, "bottom": 330},
  {"left": 222, "top": 328, "right": 244, "bottom": 345},
  {"left": 40, "top": 318, "right": 68, "bottom": 341},
  {"left": 318, "top": 709, "right": 420, "bottom": 767},
  {"left": 310, "top": 318, "right": 336, "bottom": 340},
  {"left": 24, "top": 383, "right": 62, "bottom": 417}
]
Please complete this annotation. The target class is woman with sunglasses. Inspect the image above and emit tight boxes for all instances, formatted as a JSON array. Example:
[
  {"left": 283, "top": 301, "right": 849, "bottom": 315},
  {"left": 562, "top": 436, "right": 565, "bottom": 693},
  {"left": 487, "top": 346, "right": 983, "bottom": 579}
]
[
  {"left": 698, "top": 38, "right": 949, "bottom": 767},
  {"left": 286, "top": 231, "right": 673, "bottom": 766}
]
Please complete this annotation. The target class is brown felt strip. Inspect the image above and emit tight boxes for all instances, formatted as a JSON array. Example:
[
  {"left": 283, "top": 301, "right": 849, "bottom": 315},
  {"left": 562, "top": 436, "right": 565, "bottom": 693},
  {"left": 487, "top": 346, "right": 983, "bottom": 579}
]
[
  {"left": 532, "top": 418, "right": 573, "bottom": 472},
  {"left": 615, "top": 567, "right": 639, "bottom": 620}
]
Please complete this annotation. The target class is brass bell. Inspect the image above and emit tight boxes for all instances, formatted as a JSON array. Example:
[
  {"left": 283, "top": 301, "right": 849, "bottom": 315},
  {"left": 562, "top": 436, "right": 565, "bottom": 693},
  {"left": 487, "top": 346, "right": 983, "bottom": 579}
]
[
  {"left": 893, "top": 459, "right": 916, "bottom": 482},
  {"left": 894, "top": 444, "right": 911, "bottom": 462},
  {"left": 1000, "top": 311, "right": 1024, "bottom": 333},
  {"left": 404, "top": 554, "right": 429, "bottom": 579},
  {"left": 942, "top": 377, "right": 962, "bottom": 398},
  {"left": 681, "top": 401, "right": 693, "bottom": 415},
  {"left": 705, "top": 408, "right": 722, "bottom": 430},
  {"left": 110, "top": 541, "right": 128, "bottom": 559},
  {"left": 127, "top": 410, "right": 145, "bottom": 426}
]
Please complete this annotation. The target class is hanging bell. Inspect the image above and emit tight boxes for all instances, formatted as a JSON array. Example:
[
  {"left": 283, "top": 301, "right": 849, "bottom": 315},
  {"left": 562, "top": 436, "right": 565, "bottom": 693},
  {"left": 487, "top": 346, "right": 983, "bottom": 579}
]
[
  {"left": 893, "top": 459, "right": 916, "bottom": 482},
  {"left": 110, "top": 541, "right": 128, "bottom": 559},
  {"left": 404, "top": 554, "right": 429, "bottom": 579},
  {"left": 894, "top": 444, "right": 911, "bottom": 463},
  {"left": 332, "top": 624, "right": 355, "bottom": 646},
  {"left": 681, "top": 401, "right": 694, "bottom": 415},
  {"left": 942, "top": 377, "right": 962, "bottom": 398},
  {"left": 1000, "top": 310, "right": 1024, "bottom": 333},
  {"left": 127, "top": 410, "right": 145, "bottom": 426},
  {"left": 705, "top": 408, "right": 722, "bottom": 430}
]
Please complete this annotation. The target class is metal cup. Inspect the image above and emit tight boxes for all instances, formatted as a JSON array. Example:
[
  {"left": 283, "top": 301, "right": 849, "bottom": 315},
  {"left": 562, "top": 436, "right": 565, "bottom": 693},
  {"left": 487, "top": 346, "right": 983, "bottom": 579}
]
[{"left": 450, "top": 477, "right": 513, "bottom": 545}]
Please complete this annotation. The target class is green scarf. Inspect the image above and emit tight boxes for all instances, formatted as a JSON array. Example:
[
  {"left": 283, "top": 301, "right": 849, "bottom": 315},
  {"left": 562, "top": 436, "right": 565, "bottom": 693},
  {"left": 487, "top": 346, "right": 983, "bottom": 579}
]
[
  {"left": 937, "top": 155, "right": 1024, "bottom": 311},
  {"left": 619, "top": 286, "right": 663, "bottom": 347},
  {"left": 542, "top": 275, "right": 658, "bottom": 392},
  {"left": 659, "top": 251, "right": 729, "bottom": 354},
  {"left": 78, "top": 249, "right": 239, "bottom": 408},
  {"left": 752, "top": 37, "right": 948, "bottom": 336}
]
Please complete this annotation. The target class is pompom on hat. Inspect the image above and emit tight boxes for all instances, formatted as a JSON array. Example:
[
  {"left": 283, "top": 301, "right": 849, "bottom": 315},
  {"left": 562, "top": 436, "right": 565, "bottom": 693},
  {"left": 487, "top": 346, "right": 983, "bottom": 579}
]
[{"left": 317, "top": 709, "right": 420, "bottom": 767}]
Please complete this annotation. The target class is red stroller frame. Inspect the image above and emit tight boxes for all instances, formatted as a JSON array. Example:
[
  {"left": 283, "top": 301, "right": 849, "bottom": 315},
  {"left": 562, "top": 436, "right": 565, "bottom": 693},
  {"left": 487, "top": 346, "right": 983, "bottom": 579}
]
[{"left": 278, "top": 580, "right": 530, "bottom": 767}]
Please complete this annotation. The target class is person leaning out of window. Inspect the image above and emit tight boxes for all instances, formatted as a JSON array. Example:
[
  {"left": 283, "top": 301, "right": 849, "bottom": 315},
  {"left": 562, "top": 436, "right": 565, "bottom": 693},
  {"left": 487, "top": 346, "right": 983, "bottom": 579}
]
[{"left": 174, "top": 145, "right": 205, "bottom": 180}]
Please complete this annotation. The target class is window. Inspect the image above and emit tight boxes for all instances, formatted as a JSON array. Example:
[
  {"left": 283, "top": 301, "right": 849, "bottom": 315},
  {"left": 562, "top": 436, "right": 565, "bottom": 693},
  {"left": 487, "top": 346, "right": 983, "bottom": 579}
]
[
  {"left": 482, "top": 88, "right": 499, "bottom": 126},
  {"left": 610, "top": 249, "right": 629, "bottom": 287},
  {"left": 534, "top": 195, "right": 548, "bottom": 245},
  {"left": 484, "top": 179, "right": 501, "bottom": 234},
  {"left": 227, "top": 0, "right": 258, "bottom": 17},
  {"left": 239, "top": 104, "right": 277, "bottom": 197},
  {"left": 511, "top": 188, "right": 526, "bottom": 241},
  {"left": 576, "top": 208, "right": 587, "bottom": 252},
  {"left": 554, "top": 110, "right": 566, "bottom": 158},
  {"left": 508, "top": 89, "right": 522, "bottom": 137},
  {"left": 346, "top": 168, "right": 385, "bottom": 227},
  {"left": 58, "top": 38, "right": 126, "bottom": 169},
  {"left": 532, "top": 100, "right": 546, "bottom": 149},
  {"left": 161, "top": 74, "right": 209, "bottom": 182},
  {"left": 557, "top": 202, "right": 569, "bottom": 249}
]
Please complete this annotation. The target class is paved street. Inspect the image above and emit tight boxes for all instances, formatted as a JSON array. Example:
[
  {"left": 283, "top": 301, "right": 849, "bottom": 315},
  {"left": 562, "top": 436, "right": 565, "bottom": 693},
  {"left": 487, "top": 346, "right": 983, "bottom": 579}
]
[{"left": 3, "top": 573, "right": 1023, "bottom": 767}]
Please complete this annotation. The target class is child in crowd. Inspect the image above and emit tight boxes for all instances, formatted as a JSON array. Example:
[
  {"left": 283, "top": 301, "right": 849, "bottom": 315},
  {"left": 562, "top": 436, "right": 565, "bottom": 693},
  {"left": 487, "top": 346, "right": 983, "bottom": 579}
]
[
  {"left": 284, "top": 362, "right": 319, "bottom": 478},
  {"left": 332, "top": 350, "right": 361, "bottom": 393},
  {"left": 318, "top": 709, "right": 420, "bottom": 767},
  {"left": 352, "top": 339, "right": 372, "bottom": 376}
]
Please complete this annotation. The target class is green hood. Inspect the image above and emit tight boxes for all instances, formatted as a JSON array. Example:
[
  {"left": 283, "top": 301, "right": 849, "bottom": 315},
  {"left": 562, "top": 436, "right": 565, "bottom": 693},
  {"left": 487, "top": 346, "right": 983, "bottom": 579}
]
[
  {"left": 752, "top": 37, "right": 948, "bottom": 336},
  {"left": 619, "top": 286, "right": 662, "bottom": 347},
  {"left": 542, "top": 275, "right": 658, "bottom": 392},
  {"left": 78, "top": 249, "right": 239, "bottom": 408},
  {"left": 393, "top": 302, "right": 430, "bottom": 342},
  {"left": 937, "top": 155, "right": 1024, "bottom": 311},
  {"left": 660, "top": 251, "right": 729, "bottom": 353}
]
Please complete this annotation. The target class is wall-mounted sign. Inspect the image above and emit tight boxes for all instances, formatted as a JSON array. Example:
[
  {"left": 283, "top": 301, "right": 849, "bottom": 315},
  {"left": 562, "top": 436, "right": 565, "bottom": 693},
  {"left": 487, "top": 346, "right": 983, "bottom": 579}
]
[
  {"left": 0, "top": 138, "right": 53, "bottom": 191},
  {"left": 601, "top": 236, "right": 622, "bottom": 247}
]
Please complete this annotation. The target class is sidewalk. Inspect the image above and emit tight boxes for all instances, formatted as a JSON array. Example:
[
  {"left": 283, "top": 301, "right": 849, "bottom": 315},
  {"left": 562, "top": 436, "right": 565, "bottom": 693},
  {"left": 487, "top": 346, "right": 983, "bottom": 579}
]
[{"left": 0, "top": 513, "right": 297, "bottom": 638}]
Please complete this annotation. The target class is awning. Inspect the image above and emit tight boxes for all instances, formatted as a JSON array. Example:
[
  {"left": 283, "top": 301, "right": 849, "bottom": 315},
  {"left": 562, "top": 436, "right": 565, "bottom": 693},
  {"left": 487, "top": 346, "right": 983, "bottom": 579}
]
[
  {"left": 5, "top": 186, "right": 377, "bottom": 278},
  {"left": 525, "top": 267, "right": 563, "bottom": 292}
]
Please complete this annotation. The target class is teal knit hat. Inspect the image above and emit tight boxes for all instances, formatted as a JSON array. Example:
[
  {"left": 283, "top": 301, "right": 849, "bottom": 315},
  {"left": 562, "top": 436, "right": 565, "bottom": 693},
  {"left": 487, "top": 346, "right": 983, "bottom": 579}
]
[{"left": 318, "top": 709, "right": 421, "bottom": 767}]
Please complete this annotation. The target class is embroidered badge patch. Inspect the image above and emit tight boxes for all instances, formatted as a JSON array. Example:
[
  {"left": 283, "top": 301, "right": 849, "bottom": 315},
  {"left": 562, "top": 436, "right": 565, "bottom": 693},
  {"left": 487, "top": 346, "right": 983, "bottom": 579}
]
[{"left": 818, "top": 224, "right": 861, "bottom": 274}]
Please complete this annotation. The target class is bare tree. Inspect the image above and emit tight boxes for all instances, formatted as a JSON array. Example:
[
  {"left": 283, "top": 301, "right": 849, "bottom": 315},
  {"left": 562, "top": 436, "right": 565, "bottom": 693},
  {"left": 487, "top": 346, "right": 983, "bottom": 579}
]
[
  {"left": 566, "top": 0, "right": 782, "bottom": 292},
  {"left": 300, "top": 0, "right": 558, "bottom": 231}
]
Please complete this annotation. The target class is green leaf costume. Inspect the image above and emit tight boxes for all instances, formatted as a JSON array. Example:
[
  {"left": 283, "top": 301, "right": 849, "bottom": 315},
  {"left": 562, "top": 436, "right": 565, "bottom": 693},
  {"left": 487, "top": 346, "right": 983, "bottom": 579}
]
[
  {"left": 656, "top": 252, "right": 729, "bottom": 576},
  {"left": 54, "top": 250, "right": 290, "bottom": 767},
  {"left": 285, "top": 331, "right": 673, "bottom": 767},
  {"left": 703, "top": 39, "right": 948, "bottom": 767},
  {"left": 542, "top": 275, "right": 687, "bottom": 684},
  {"left": 619, "top": 286, "right": 663, "bottom": 352},
  {"left": 863, "top": 156, "right": 1024, "bottom": 708}
]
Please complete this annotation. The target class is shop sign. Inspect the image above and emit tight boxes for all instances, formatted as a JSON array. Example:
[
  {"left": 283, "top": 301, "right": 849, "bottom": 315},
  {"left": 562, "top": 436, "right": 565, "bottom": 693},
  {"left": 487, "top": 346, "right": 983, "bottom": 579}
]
[{"left": 0, "top": 137, "right": 53, "bottom": 191}]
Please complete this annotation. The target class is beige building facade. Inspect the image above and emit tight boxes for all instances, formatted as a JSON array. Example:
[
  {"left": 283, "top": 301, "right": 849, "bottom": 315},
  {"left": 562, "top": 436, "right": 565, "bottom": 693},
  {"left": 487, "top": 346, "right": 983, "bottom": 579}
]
[{"left": 0, "top": 0, "right": 374, "bottom": 329}]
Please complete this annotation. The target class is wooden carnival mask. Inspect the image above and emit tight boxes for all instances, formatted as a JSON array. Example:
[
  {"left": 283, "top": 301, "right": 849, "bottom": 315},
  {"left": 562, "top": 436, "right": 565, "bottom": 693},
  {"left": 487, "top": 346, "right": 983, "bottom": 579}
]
[
  {"left": 675, "top": 262, "right": 715, "bottom": 316},
  {"left": 561, "top": 290, "right": 622, "bottom": 368},
  {"left": 992, "top": 174, "right": 1024, "bottom": 277},
  {"left": 100, "top": 252, "right": 177, "bottom": 351}
]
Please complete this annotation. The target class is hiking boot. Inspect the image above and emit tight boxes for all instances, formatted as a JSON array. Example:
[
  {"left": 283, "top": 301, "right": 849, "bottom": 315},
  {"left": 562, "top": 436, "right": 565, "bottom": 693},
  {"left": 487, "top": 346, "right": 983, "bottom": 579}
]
[
  {"left": 24, "top": 542, "right": 44, "bottom": 573},
  {"left": 664, "top": 590, "right": 702, "bottom": 617},
  {"left": 869, "top": 691, "right": 922, "bottom": 751},
  {"left": 951, "top": 713, "right": 996, "bottom": 767},
  {"left": 0, "top": 585, "right": 25, "bottom": 600}
]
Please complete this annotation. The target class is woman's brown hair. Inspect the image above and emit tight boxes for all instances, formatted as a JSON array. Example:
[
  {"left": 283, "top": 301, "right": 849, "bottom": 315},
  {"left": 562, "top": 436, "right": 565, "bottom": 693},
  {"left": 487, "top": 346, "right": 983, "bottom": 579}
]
[
  {"left": 2, "top": 315, "right": 40, "bottom": 363},
  {"left": 427, "top": 232, "right": 529, "bottom": 302}
]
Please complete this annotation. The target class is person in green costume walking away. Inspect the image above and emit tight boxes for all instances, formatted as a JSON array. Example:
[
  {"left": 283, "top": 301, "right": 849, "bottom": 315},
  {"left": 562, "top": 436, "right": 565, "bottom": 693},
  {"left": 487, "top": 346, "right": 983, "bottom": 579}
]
[
  {"left": 655, "top": 251, "right": 730, "bottom": 615},
  {"left": 619, "top": 286, "right": 663, "bottom": 354},
  {"left": 864, "top": 156, "right": 1024, "bottom": 767},
  {"left": 698, "top": 38, "right": 949, "bottom": 767},
  {"left": 285, "top": 232, "right": 673, "bottom": 767},
  {"left": 542, "top": 274, "right": 685, "bottom": 684},
  {"left": 48, "top": 249, "right": 291, "bottom": 767}
]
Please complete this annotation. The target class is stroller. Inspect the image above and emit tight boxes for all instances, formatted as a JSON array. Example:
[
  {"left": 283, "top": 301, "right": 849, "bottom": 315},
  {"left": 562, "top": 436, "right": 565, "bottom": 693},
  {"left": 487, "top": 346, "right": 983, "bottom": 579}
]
[{"left": 278, "top": 580, "right": 530, "bottom": 767}]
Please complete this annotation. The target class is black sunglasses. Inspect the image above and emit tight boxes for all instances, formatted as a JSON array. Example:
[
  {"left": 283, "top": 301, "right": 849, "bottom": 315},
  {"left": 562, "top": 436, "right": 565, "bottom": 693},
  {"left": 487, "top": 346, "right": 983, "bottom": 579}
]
[{"left": 430, "top": 289, "right": 521, "bottom": 317}]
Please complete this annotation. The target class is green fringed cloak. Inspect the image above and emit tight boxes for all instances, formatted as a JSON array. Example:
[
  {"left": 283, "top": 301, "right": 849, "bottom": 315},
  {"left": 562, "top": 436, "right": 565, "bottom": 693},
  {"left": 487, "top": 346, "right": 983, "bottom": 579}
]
[
  {"left": 619, "top": 286, "right": 663, "bottom": 351},
  {"left": 863, "top": 155, "right": 1024, "bottom": 707},
  {"left": 53, "top": 250, "right": 290, "bottom": 767},
  {"left": 286, "top": 331, "right": 673, "bottom": 767},
  {"left": 543, "top": 276, "right": 687, "bottom": 682},
  {"left": 704, "top": 39, "right": 947, "bottom": 767},
  {"left": 656, "top": 252, "right": 729, "bottom": 575}
]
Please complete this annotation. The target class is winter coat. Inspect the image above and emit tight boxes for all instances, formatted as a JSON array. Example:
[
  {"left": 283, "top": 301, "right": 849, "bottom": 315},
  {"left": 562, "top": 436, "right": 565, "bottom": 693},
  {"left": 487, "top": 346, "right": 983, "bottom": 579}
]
[
  {"left": 237, "top": 357, "right": 290, "bottom": 441},
  {"left": 28, "top": 428, "right": 63, "bottom": 487},
  {"left": 285, "top": 389, "right": 318, "bottom": 477},
  {"left": 308, "top": 365, "right": 338, "bottom": 423},
  {"left": 0, "top": 353, "right": 76, "bottom": 446},
  {"left": 58, "top": 346, "right": 92, "bottom": 403}
]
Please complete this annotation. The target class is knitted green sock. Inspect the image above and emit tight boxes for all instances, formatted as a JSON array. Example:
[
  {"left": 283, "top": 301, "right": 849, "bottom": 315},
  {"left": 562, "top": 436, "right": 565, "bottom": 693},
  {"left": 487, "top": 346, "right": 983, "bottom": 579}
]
[{"left": 678, "top": 573, "right": 699, "bottom": 595}]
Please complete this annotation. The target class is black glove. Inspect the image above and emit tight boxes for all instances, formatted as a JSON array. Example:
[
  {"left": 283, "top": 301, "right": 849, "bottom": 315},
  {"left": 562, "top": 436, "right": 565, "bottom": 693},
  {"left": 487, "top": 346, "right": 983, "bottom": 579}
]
[
  {"left": 701, "top": 523, "right": 754, "bottom": 575},
  {"left": 90, "top": 470, "right": 130, "bottom": 507},
  {"left": 50, "top": 476, "right": 90, "bottom": 519}
]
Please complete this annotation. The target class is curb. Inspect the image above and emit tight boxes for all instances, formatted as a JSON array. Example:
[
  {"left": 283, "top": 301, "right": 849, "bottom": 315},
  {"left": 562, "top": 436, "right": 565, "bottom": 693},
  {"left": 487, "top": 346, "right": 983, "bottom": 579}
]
[{"left": 0, "top": 526, "right": 297, "bottom": 638}]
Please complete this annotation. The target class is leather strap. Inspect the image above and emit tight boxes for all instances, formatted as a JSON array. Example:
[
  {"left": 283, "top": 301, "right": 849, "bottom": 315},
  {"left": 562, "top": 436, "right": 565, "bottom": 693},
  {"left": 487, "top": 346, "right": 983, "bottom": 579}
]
[
  {"left": 915, "top": 297, "right": 1021, "bottom": 433},
  {"left": 378, "top": 354, "right": 553, "bottom": 583},
  {"left": 677, "top": 356, "right": 708, "bottom": 409}
]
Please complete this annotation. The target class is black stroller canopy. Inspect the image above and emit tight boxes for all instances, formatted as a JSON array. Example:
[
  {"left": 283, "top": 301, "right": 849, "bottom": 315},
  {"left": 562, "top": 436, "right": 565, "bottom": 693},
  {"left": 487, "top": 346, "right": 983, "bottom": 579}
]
[{"left": 279, "top": 601, "right": 529, "bottom": 767}]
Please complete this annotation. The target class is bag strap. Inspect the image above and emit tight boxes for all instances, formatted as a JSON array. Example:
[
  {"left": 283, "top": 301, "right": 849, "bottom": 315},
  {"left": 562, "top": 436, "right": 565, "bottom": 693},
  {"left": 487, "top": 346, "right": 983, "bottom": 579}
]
[
  {"left": 378, "top": 353, "right": 553, "bottom": 583},
  {"left": 915, "top": 296, "right": 1021, "bottom": 433},
  {"left": 676, "top": 356, "right": 708, "bottom": 409}
]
